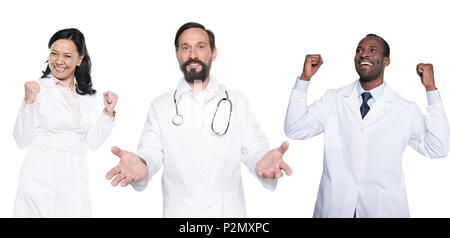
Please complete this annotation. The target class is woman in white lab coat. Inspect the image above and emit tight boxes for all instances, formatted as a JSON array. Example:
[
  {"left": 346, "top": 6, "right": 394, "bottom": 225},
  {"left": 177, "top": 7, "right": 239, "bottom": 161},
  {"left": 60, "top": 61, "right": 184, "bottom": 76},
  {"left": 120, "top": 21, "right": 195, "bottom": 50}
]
[{"left": 13, "top": 28, "right": 118, "bottom": 217}]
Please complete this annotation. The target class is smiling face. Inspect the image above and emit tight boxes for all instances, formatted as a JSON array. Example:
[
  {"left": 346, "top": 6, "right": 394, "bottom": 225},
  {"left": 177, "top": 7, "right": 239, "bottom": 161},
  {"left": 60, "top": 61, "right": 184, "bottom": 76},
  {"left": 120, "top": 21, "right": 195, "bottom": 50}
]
[
  {"left": 354, "top": 36, "right": 390, "bottom": 82},
  {"left": 49, "top": 39, "right": 83, "bottom": 81},
  {"left": 176, "top": 27, "right": 217, "bottom": 83}
]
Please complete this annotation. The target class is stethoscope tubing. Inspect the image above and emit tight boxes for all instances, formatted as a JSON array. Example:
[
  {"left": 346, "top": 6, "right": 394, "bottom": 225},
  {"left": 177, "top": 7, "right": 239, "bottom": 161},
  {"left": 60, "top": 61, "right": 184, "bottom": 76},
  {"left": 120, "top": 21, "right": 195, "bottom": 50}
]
[{"left": 172, "top": 89, "right": 232, "bottom": 136}]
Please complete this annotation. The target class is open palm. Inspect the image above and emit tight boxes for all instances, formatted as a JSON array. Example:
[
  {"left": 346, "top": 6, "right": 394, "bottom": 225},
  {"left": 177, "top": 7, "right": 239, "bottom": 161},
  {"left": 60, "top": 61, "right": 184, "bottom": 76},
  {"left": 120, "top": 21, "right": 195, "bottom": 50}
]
[
  {"left": 106, "top": 146, "right": 148, "bottom": 187},
  {"left": 256, "top": 141, "right": 292, "bottom": 179}
]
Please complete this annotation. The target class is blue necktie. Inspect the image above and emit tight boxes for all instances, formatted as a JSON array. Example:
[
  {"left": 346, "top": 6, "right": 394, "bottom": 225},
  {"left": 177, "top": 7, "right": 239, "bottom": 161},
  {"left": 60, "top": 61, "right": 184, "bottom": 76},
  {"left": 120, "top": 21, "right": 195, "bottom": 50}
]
[{"left": 360, "top": 92, "right": 372, "bottom": 119}]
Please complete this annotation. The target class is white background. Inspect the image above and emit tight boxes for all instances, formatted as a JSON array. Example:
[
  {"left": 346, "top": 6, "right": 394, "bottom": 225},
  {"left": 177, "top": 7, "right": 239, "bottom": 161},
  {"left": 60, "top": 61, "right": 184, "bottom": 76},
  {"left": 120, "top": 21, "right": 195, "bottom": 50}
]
[{"left": 1, "top": 0, "right": 449, "bottom": 217}]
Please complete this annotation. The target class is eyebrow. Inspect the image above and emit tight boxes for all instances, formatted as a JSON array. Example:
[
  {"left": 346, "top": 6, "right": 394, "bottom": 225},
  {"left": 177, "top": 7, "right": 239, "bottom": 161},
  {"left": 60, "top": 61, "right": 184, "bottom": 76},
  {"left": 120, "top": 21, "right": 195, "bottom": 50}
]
[
  {"left": 358, "top": 45, "right": 378, "bottom": 47},
  {"left": 50, "top": 49, "right": 73, "bottom": 55},
  {"left": 180, "top": 41, "right": 208, "bottom": 46},
  {"left": 357, "top": 45, "right": 378, "bottom": 49}
]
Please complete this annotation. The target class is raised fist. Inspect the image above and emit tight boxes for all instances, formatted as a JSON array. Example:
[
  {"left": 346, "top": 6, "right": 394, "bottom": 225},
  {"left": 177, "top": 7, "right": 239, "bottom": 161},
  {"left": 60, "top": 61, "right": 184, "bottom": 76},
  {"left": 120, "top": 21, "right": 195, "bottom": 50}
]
[
  {"left": 300, "top": 54, "right": 323, "bottom": 81},
  {"left": 416, "top": 63, "right": 436, "bottom": 91},
  {"left": 103, "top": 91, "right": 118, "bottom": 116},
  {"left": 24, "top": 81, "right": 40, "bottom": 104}
]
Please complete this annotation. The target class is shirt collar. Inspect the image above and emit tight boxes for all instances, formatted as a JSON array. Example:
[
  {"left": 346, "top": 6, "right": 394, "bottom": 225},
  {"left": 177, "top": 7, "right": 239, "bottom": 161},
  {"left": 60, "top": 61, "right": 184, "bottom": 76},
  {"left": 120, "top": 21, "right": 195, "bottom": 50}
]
[
  {"left": 357, "top": 80, "right": 385, "bottom": 102},
  {"left": 176, "top": 75, "right": 221, "bottom": 98},
  {"left": 52, "top": 74, "right": 78, "bottom": 89}
]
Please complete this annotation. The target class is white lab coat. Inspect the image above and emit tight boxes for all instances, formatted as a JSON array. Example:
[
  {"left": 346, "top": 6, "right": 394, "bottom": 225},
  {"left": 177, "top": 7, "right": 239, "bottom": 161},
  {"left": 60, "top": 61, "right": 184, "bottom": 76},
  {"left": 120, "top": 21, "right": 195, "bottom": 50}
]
[
  {"left": 132, "top": 77, "right": 276, "bottom": 218},
  {"left": 285, "top": 80, "right": 449, "bottom": 218},
  {"left": 13, "top": 76, "right": 114, "bottom": 217}
]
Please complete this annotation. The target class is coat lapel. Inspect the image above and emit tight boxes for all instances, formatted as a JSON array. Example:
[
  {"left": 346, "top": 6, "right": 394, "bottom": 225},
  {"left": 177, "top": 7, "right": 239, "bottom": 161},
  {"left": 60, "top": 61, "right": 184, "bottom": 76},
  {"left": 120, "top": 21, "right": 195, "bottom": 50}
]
[
  {"left": 342, "top": 81, "right": 364, "bottom": 125},
  {"left": 362, "top": 84, "right": 395, "bottom": 128},
  {"left": 46, "top": 78, "right": 72, "bottom": 112},
  {"left": 77, "top": 93, "right": 89, "bottom": 115},
  {"left": 341, "top": 80, "right": 396, "bottom": 128}
]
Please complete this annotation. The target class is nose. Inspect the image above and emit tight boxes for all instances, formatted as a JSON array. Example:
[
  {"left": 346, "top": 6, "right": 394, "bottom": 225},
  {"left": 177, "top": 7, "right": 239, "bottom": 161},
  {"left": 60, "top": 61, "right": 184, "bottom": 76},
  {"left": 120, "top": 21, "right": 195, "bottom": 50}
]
[
  {"left": 360, "top": 49, "right": 370, "bottom": 59},
  {"left": 56, "top": 55, "right": 64, "bottom": 65},
  {"left": 189, "top": 47, "right": 198, "bottom": 59}
]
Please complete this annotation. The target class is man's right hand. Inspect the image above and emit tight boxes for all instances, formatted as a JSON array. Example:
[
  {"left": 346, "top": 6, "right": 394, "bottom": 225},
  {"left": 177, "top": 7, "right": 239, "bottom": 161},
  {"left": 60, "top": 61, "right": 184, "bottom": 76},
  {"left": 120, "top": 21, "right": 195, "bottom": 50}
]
[
  {"left": 300, "top": 54, "right": 323, "bottom": 81},
  {"left": 24, "top": 81, "right": 40, "bottom": 104},
  {"left": 106, "top": 146, "right": 148, "bottom": 187}
]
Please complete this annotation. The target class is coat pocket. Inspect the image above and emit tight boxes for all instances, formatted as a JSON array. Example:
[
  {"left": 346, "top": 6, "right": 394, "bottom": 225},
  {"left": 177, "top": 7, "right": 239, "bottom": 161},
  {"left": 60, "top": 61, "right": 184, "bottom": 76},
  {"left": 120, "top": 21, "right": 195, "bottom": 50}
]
[
  {"left": 223, "top": 188, "right": 246, "bottom": 218},
  {"left": 376, "top": 186, "right": 409, "bottom": 218},
  {"left": 163, "top": 193, "right": 194, "bottom": 218}
]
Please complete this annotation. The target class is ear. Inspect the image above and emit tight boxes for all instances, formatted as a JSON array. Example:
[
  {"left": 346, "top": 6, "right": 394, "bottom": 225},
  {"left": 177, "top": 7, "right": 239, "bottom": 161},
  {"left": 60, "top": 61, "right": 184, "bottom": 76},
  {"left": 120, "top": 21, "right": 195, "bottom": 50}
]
[
  {"left": 384, "top": 57, "right": 390, "bottom": 67},
  {"left": 211, "top": 48, "right": 218, "bottom": 62},
  {"left": 77, "top": 55, "right": 84, "bottom": 67}
]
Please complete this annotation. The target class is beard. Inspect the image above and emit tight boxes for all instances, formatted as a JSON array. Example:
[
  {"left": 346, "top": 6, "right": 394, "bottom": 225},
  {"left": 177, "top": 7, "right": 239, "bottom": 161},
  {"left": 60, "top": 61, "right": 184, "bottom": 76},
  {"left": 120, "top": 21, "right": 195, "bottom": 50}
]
[{"left": 180, "top": 58, "right": 212, "bottom": 83}]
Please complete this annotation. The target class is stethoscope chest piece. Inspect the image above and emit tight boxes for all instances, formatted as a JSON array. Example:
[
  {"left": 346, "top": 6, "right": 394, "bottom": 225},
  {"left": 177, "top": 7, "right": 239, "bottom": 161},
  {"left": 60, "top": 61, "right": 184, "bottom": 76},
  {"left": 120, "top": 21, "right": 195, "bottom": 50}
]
[{"left": 172, "top": 114, "right": 183, "bottom": 126}]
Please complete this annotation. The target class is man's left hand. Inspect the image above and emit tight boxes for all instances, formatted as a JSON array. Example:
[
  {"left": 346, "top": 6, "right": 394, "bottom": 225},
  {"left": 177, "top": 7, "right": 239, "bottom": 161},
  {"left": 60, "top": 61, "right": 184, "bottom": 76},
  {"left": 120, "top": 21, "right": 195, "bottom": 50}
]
[
  {"left": 256, "top": 141, "right": 292, "bottom": 179},
  {"left": 417, "top": 63, "right": 436, "bottom": 91}
]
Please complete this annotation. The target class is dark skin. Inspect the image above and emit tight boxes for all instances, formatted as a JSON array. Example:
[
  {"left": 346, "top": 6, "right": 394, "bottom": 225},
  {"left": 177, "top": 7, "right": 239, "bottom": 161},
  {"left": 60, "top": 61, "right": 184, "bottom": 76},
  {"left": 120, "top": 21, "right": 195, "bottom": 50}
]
[
  {"left": 300, "top": 36, "right": 437, "bottom": 92},
  {"left": 354, "top": 37, "right": 390, "bottom": 91}
]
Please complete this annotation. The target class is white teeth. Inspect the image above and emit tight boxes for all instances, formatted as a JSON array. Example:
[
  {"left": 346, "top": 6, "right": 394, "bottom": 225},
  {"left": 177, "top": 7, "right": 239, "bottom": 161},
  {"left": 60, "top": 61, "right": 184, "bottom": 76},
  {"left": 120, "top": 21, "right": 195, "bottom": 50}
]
[
  {"left": 55, "top": 67, "right": 66, "bottom": 71},
  {"left": 189, "top": 64, "right": 199, "bottom": 67},
  {"left": 360, "top": 62, "right": 373, "bottom": 66}
]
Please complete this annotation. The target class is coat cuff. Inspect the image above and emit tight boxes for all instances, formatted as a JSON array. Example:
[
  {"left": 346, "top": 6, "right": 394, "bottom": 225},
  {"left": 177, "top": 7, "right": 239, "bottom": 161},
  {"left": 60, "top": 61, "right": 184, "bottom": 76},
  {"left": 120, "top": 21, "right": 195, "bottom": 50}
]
[
  {"left": 293, "top": 76, "right": 310, "bottom": 93},
  {"left": 23, "top": 102, "right": 35, "bottom": 115},
  {"left": 426, "top": 101, "right": 446, "bottom": 115},
  {"left": 131, "top": 153, "right": 159, "bottom": 191},
  {"left": 426, "top": 89, "right": 441, "bottom": 106}
]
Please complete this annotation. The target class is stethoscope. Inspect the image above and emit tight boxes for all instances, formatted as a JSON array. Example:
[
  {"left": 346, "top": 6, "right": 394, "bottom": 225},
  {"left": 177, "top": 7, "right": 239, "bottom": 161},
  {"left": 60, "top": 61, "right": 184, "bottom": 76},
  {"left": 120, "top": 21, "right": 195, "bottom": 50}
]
[{"left": 172, "top": 89, "right": 233, "bottom": 136}]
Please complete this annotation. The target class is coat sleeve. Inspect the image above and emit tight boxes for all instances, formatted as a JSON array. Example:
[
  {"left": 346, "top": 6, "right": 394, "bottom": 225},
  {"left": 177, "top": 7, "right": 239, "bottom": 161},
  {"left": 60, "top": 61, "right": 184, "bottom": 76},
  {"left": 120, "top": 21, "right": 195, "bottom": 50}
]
[
  {"left": 86, "top": 95, "right": 115, "bottom": 150},
  {"left": 13, "top": 101, "right": 37, "bottom": 149},
  {"left": 408, "top": 102, "right": 450, "bottom": 158},
  {"left": 238, "top": 93, "right": 278, "bottom": 191},
  {"left": 132, "top": 100, "right": 164, "bottom": 192},
  {"left": 284, "top": 88, "right": 332, "bottom": 140}
]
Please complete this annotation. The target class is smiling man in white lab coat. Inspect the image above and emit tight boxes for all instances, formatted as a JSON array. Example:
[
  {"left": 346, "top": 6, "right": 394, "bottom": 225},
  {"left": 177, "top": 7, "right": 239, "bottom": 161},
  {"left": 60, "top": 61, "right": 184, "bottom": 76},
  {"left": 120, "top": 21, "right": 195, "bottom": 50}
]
[
  {"left": 284, "top": 34, "right": 449, "bottom": 218},
  {"left": 105, "top": 22, "right": 292, "bottom": 217}
]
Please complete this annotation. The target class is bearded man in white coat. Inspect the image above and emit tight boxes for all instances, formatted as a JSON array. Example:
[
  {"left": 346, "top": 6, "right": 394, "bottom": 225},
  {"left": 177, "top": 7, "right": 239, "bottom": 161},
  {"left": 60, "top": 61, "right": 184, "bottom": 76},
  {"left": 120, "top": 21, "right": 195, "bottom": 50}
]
[
  {"left": 284, "top": 34, "right": 450, "bottom": 218},
  {"left": 106, "top": 22, "right": 292, "bottom": 218}
]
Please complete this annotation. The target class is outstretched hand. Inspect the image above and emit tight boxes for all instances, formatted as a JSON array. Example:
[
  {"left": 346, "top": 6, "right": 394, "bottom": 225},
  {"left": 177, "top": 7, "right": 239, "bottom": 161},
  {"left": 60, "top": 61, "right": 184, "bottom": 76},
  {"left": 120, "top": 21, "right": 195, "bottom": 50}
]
[
  {"left": 256, "top": 141, "right": 292, "bottom": 179},
  {"left": 106, "top": 146, "right": 148, "bottom": 187}
]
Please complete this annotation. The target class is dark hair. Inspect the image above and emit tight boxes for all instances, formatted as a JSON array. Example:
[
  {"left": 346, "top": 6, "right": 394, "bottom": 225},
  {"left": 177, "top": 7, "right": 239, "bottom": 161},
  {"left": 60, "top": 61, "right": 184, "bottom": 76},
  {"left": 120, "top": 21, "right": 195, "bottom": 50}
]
[
  {"left": 174, "top": 22, "right": 215, "bottom": 51},
  {"left": 365, "top": 33, "right": 390, "bottom": 58},
  {"left": 41, "top": 28, "right": 96, "bottom": 95}
]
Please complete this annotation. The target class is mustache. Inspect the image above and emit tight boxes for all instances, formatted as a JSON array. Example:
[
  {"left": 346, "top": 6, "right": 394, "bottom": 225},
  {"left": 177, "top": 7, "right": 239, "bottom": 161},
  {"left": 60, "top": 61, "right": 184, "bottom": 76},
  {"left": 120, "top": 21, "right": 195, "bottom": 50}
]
[{"left": 182, "top": 58, "right": 207, "bottom": 70}]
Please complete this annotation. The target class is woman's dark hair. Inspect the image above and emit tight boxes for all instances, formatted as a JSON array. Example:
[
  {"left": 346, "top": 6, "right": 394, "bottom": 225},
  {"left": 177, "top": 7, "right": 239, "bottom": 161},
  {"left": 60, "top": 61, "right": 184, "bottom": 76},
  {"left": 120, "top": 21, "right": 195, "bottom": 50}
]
[
  {"left": 41, "top": 28, "right": 96, "bottom": 95},
  {"left": 174, "top": 22, "right": 215, "bottom": 51}
]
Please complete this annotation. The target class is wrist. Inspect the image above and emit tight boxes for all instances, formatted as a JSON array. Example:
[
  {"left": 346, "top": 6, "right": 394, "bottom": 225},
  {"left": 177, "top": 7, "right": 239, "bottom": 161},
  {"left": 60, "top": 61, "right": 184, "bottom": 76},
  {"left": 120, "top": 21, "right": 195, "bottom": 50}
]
[
  {"left": 103, "top": 108, "right": 116, "bottom": 117},
  {"left": 24, "top": 99, "right": 34, "bottom": 105},
  {"left": 425, "top": 85, "right": 437, "bottom": 91},
  {"left": 299, "top": 74, "right": 310, "bottom": 81}
]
